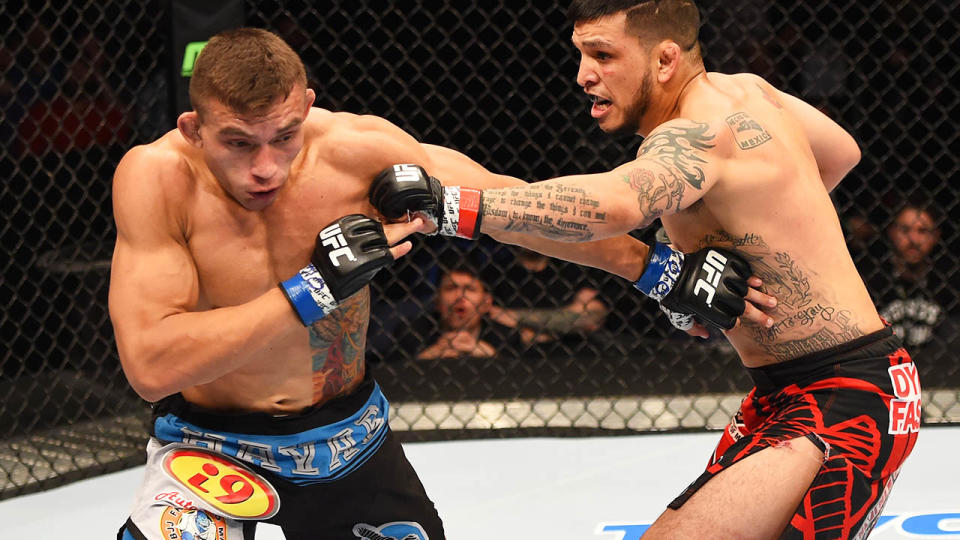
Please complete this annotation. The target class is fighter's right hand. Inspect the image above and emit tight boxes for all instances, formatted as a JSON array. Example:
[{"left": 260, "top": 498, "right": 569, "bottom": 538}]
[
  {"left": 280, "top": 214, "right": 396, "bottom": 325},
  {"left": 369, "top": 164, "right": 483, "bottom": 239}
]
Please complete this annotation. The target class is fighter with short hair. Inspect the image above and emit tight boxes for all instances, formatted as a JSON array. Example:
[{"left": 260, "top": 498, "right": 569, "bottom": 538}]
[
  {"left": 110, "top": 27, "right": 770, "bottom": 540},
  {"left": 367, "top": 1, "right": 920, "bottom": 537}
]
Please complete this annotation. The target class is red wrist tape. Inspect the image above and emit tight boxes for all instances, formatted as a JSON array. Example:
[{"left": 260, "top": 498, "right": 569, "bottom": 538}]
[{"left": 456, "top": 187, "right": 483, "bottom": 239}]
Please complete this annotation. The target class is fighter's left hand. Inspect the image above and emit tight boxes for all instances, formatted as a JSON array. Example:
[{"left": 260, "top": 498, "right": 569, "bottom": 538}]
[{"left": 683, "top": 275, "right": 775, "bottom": 338}]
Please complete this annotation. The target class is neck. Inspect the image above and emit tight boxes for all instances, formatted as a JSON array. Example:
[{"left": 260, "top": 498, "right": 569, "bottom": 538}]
[{"left": 639, "top": 65, "right": 707, "bottom": 135}]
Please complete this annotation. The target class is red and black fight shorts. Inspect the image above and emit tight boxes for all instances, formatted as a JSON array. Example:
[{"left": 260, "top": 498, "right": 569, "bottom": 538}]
[{"left": 669, "top": 326, "right": 920, "bottom": 539}]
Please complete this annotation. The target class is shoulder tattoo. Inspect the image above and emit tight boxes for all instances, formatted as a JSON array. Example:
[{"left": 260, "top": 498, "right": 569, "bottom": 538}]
[
  {"left": 636, "top": 121, "right": 715, "bottom": 189},
  {"left": 725, "top": 111, "right": 772, "bottom": 150}
]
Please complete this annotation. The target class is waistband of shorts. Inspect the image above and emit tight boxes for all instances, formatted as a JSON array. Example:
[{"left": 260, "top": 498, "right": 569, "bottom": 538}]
[
  {"left": 152, "top": 375, "right": 379, "bottom": 436},
  {"left": 746, "top": 326, "right": 901, "bottom": 393}
]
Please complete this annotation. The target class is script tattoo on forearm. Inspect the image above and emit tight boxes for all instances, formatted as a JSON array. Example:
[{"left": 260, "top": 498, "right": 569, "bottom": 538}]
[
  {"left": 481, "top": 183, "right": 606, "bottom": 241},
  {"left": 696, "top": 230, "right": 864, "bottom": 362},
  {"left": 309, "top": 287, "right": 369, "bottom": 403}
]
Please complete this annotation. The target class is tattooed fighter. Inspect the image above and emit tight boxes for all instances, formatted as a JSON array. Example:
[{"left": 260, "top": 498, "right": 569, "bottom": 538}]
[
  {"left": 367, "top": 1, "right": 920, "bottom": 538},
  {"left": 110, "top": 26, "right": 778, "bottom": 540}
]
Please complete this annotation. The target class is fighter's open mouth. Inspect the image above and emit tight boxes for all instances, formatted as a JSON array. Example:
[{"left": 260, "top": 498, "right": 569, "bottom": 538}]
[{"left": 590, "top": 95, "right": 612, "bottom": 107}]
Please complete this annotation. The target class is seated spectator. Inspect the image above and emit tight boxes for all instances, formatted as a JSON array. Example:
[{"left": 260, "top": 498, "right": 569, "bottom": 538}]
[
  {"left": 868, "top": 200, "right": 952, "bottom": 347},
  {"left": 417, "top": 266, "right": 497, "bottom": 360},
  {"left": 485, "top": 246, "right": 609, "bottom": 346}
]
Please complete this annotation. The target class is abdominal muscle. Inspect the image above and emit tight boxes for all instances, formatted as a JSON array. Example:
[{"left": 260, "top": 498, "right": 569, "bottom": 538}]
[
  {"left": 722, "top": 244, "right": 884, "bottom": 367},
  {"left": 180, "top": 289, "right": 371, "bottom": 414}
]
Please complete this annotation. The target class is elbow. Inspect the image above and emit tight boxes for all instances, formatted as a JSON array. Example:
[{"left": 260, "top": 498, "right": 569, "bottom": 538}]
[
  {"left": 130, "top": 381, "right": 170, "bottom": 404},
  {"left": 844, "top": 138, "right": 862, "bottom": 172},
  {"left": 117, "top": 344, "right": 177, "bottom": 403},
  {"left": 121, "top": 360, "right": 173, "bottom": 403}
]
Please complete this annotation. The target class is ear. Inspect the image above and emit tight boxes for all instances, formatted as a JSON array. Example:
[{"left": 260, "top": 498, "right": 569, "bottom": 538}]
[
  {"left": 177, "top": 111, "right": 203, "bottom": 147},
  {"left": 656, "top": 40, "right": 682, "bottom": 83},
  {"left": 304, "top": 88, "right": 316, "bottom": 115}
]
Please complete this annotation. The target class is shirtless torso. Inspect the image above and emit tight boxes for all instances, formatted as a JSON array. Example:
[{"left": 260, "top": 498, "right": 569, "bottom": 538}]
[
  {"left": 110, "top": 105, "right": 437, "bottom": 413},
  {"left": 463, "top": 7, "right": 913, "bottom": 536},
  {"left": 661, "top": 72, "right": 883, "bottom": 366},
  {"left": 475, "top": 72, "right": 882, "bottom": 367},
  {"left": 109, "top": 104, "right": 657, "bottom": 414}
]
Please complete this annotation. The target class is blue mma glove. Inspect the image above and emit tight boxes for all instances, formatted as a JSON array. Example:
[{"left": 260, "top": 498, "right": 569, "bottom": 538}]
[
  {"left": 634, "top": 242, "right": 751, "bottom": 331},
  {"left": 281, "top": 214, "right": 394, "bottom": 325}
]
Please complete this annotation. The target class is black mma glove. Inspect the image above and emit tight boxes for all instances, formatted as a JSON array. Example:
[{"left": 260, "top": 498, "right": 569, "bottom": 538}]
[
  {"left": 633, "top": 242, "right": 750, "bottom": 331},
  {"left": 280, "top": 214, "right": 394, "bottom": 325},
  {"left": 369, "top": 164, "right": 483, "bottom": 239}
]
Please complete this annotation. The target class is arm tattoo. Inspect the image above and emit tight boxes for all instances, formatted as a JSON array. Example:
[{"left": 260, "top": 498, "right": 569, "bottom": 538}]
[
  {"left": 481, "top": 184, "right": 601, "bottom": 241},
  {"left": 635, "top": 121, "right": 714, "bottom": 189},
  {"left": 478, "top": 122, "right": 714, "bottom": 240},
  {"left": 309, "top": 287, "right": 369, "bottom": 402},
  {"left": 726, "top": 111, "right": 772, "bottom": 150},
  {"left": 619, "top": 121, "right": 715, "bottom": 224}
]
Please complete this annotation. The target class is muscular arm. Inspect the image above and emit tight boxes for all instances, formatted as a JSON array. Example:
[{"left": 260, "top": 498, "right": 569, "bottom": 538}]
[
  {"left": 772, "top": 85, "right": 861, "bottom": 192},
  {"left": 422, "top": 144, "right": 649, "bottom": 280},
  {"left": 336, "top": 119, "right": 652, "bottom": 280},
  {"left": 476, "top": 119, "right": 722, "bottom": 243},
  {"left": 108, "top": 146, "right": 301, "bottom": 402}
]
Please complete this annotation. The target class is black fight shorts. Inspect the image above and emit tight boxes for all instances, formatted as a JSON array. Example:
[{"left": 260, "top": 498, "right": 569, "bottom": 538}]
[
  {"left": 118, "top": 377, "right": 444, "bottom": 540},
  {"left": 670, "top": 327, "right": 919, "bottom": 539}
]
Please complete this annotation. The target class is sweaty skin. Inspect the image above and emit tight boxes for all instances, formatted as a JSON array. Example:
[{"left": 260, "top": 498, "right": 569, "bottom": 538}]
[
  {"left": 109, "top": 96, "right": 663, "bottom": 414},
  {"left": 473, "top": 17, "right": 879, "bottom": 368}
]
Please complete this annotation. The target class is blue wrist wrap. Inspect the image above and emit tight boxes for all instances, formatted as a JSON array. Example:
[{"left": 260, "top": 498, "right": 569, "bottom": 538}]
[
  {"left": 633, "top": 242, "right": 685, "bottom": 301},
  {"left": 280, "top": 263, "right": 337, "bottom": 325}
]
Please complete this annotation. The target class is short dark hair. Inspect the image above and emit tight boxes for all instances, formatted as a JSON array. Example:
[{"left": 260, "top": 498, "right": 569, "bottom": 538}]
[
  {"left": 190, "top": 28, "right": 307, "bottom": 117},
  {"left": 894, "top": 198, "right": 942, "bottom": 230},
  {"left": 566, "top": 0, "right": 701, "bottom": 51}
]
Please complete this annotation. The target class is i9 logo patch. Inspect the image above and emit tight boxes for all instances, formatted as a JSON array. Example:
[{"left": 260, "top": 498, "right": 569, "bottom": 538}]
[{"left": 161, "top": 446, "right": 280, "bottom": 520}]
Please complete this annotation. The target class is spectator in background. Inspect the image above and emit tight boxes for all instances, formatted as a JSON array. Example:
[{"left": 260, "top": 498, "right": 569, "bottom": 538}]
[
  {"left": 486, "top": 246, "right": 608, "bottom": 346},
  {"left": 417, "top": 266, "right": 497, "bottom": 360},
  {"left": 868, "top": 201, "right": 952, "bottom": 348}
]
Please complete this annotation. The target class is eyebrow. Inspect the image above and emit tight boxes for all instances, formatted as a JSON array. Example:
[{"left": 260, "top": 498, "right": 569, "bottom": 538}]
[
  {"left": 573, "top": 37, "right": 618, "bottom": 50},
  {"left": 217, "top": 118, "right": 303, "bottom": 138}
]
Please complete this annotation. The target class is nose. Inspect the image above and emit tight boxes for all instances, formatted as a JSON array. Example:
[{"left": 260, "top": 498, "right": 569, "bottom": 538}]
[
  {"left": 250, "top": 145, "right": 278, "bottom": 183},
  {"left": 576, "top": 57, "right": 597, "bottom": 89}
]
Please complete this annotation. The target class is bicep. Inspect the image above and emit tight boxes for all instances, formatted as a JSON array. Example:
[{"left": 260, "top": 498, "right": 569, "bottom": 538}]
[
  {"left": 108, "top": 153, "right": 199, "bottom": 354},
  {"left": 609, "top": 120, "right": 722, "bottom": 225},
  {"left": 108, "top": 233, "right": 199, "bottom": 334}
]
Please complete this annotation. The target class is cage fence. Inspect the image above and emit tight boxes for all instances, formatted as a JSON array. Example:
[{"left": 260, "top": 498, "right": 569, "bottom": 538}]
[{"left": 1, "top": 0, "right": 958, "bottom": 499}]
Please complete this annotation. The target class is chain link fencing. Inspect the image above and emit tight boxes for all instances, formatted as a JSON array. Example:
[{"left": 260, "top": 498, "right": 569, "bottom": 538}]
[{"left": 1, "top": 0, "right": 957, "bottom": 499}]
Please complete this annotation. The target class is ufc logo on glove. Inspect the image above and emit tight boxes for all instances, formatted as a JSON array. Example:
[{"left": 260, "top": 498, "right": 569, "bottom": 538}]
[
  {"left": 320, "top": 223, "right": 358, "bottom": 267},
  {"left": 693, "top": 250, "right": 729, "bottom": 306},
  {"left": 634, "top": 243, "right": 750, "bottom": 331},
  {"left": 392, "top": 164, "right": 424, "bottom": 183}
]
